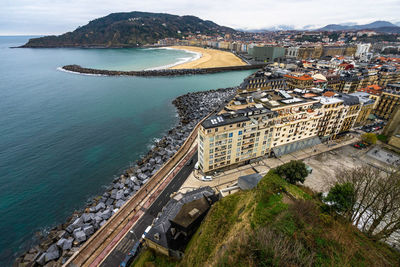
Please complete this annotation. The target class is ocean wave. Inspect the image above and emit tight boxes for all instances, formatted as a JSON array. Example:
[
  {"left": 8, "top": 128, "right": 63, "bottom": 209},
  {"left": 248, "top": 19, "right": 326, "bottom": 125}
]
[
  {"left": 56, "top": 67, "right": 107, "bottom": 77},
  {"left": 146, "top": 47, "right": 202, "bottom": 70}
]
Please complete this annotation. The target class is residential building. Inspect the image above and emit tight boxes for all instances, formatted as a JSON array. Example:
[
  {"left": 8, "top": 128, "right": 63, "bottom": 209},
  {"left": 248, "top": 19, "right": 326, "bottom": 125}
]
[
  {"left": 383, "top": 107, "right": 400, "bottom": 150},
  {"left": 197, "top": 88, "right": 361, "bottom": 173},
  {"left": 239, "top": 69, "right": 286, "bottom": 92},
  {"left": 374, "top": 83, "right": 400, "bottom": 120},
  {"left": 284, "top": 74, "right": 314, "bottom": 89},
  {"left": 145, "top": 187, "right": 218, "bottom": 258},
  {"left": 248, "top": 46, "right": 286, "bottom": 62},
  {"left": 350, "top": 92, "right": 376, "bottom": 125}
]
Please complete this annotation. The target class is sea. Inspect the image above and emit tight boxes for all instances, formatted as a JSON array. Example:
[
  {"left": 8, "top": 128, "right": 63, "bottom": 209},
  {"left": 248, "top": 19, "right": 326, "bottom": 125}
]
[{"left": 0, "top": 36, "right": 254, "bottom": 266}]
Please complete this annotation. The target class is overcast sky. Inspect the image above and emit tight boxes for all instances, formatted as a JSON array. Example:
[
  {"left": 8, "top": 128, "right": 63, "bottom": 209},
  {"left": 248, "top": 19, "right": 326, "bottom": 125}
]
[{"left": 1, "top": 0, "right": 399, "bottom": 35}]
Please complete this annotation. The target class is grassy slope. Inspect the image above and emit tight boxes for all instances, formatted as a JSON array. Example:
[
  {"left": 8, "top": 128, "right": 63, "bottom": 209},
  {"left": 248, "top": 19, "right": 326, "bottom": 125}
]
[{"left": 133, "top": 170, "right": 400, "bottom": 267}]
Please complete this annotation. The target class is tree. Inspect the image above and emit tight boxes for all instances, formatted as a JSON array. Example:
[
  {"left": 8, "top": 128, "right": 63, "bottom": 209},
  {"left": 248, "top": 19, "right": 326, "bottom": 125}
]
[
  {"left": 361, "top": 133, "right": 377, "bottom": 144},
  {"left": 329, "top": 165, "right": 400, "bottom": 242},
  {"left": 325, "top": 183, "right": 355, "bottom": 218},
  {"left": 276, "top": 160, "right": 308, "bottom": 184}
]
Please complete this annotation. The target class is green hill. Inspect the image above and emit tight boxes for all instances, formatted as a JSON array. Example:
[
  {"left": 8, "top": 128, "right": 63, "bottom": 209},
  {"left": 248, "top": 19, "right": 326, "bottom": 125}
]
[
  {"left": 133, "top": 170, "right": 400, "bottom": 267},
  {"left": 22, "top": 11, "right": 237, "bottom": 48}
]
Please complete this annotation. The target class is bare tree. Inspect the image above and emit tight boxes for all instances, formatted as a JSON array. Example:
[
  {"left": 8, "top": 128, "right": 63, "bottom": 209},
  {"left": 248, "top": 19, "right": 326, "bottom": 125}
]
[{"left": 332, "top": 165, "right": 400, "bottom": 243}]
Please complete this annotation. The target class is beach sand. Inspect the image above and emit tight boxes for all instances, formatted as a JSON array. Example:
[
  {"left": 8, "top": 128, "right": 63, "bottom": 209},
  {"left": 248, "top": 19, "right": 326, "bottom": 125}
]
[{"left": 169, "top": 46, "right": 247, "bottom": 69}]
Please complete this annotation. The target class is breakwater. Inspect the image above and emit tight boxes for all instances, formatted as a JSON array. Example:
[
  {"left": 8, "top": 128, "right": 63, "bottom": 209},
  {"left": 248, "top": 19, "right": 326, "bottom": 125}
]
[
  {"left": 15, "top": 87, "right": 237, "bottom": 266},
  {"left": 62, "top": 64, "right": 266, "bottom": 77}
]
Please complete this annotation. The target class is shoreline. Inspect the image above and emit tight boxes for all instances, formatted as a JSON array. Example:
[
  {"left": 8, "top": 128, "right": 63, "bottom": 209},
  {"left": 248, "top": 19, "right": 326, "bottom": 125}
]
[
  {"left": 14, "top": 87, "right": 238, "bottom": 266},
  {"left": 145, "top": 47, "right": 202, "bottom": 70},
  {"left": 167, "top": 46, "right": 247, "bottom": 69}
]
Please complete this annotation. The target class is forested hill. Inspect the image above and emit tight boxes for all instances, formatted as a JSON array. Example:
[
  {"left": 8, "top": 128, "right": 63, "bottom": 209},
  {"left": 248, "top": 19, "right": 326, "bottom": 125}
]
[{"left": 22, "top": 11, "right": 237, "bottom": 48}]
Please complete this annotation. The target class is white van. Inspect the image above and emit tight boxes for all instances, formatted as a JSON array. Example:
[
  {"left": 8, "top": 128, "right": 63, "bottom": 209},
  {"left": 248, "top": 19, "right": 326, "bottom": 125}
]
[{"left": 201, "top": 175, "right": 212, "bottom": 181}]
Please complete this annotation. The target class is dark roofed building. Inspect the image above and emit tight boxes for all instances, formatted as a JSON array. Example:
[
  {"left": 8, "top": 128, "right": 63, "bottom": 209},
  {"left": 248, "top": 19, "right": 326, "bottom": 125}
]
[{"left": 145, "top": 187, "right": 218, "bottom": 259}]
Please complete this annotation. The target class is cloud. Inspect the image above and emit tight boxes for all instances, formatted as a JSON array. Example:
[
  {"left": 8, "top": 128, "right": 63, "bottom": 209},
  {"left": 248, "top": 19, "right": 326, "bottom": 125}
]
[{"left": 1, "top": 0, "right": 399, "bottom": 35}]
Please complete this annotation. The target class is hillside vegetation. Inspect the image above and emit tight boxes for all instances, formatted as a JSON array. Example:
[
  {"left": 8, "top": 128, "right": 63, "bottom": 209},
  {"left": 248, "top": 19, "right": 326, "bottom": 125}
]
[
  {"left": 133, "top": 170, "right": 400, "bottom": 267},
  {"left": 22, "top": 11, "right": 236, "bottom": 48}
]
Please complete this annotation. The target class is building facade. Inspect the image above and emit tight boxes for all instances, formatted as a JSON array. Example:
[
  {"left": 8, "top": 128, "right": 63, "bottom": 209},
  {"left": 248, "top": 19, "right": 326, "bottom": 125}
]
[{"left": 198, "top": 88, "right": 361, "bottom": 173}]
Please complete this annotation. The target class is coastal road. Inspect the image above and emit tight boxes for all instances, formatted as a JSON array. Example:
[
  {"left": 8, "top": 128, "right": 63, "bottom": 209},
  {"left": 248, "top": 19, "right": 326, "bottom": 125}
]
[{"left": 99, "top": 153, "right": 198, "bottom": 267}]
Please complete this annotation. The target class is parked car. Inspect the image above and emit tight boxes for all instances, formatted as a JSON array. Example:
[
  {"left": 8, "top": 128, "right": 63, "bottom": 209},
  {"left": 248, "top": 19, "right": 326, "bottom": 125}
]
[
  {"left": 201, "top": 175, "right": 213, "bottom": 181},
  {"left": 353, "top": 144, "right": 362, "bottom": 149},
  {"left": 141, "top": 225, "right": 152, "bottom": 239}
]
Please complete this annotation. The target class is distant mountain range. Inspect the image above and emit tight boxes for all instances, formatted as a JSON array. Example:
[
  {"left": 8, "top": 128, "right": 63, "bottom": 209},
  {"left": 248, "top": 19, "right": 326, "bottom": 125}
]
[
  {"left": 22, "top": 11, "right": 236, "bottom": 48},
  {"left": 318, "top": 20, "right": 399, "bottom": 32},
  {"left": 244, "top": 20, "right": 400, "bottom": 33}
]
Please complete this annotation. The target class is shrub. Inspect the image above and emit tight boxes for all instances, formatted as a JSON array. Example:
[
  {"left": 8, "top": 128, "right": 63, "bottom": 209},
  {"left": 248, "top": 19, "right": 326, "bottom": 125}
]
[
  {"left": 361, "top": 133, "right": 377, "bottom": 144},
  {"left": 324, "top": 182, "right": 355, "bottom": 217},
  {"left": 276, "top": 160, "right": 308, "bottom": 184}
]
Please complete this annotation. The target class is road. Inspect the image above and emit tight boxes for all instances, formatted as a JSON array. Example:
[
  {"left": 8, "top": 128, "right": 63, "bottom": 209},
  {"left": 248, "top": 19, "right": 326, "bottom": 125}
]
[{"left": 99, "top": 153, "right": 198, "bottom": 267}]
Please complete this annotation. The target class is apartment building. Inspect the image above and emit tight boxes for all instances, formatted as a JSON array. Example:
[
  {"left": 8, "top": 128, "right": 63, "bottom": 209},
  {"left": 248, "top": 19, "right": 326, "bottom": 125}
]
[
  {"left": 239, "top": 70, "right": 286, "bottom": 92},
  {"left": 284, "top": 74, "right": 314, "bottom": 89},
  {"left": 374, "top": 83, "right": 400, "bottom": 120},
  {"left": 198, "top": 88, "right": 361, "bottom": 173}
]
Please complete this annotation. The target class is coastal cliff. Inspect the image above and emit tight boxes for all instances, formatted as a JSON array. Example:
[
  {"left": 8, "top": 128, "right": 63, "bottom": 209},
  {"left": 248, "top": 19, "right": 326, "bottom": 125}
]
[{"left": 21, "top": 11, "right": 237, "bottom": 48}]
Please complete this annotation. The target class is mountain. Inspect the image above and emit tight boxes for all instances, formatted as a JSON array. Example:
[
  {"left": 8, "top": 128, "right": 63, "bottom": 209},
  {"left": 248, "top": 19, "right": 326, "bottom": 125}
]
[
  {"left": 319, "top": 20, "right": 399, "bottom": 32},
  {"left": 22, "top": 11, "right": 237, "bottom": 48}
]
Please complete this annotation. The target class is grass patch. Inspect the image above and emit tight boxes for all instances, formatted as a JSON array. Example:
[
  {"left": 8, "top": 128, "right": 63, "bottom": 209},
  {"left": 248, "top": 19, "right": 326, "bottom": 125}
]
[
  {"left": 377, "top": 134, "right": 388, "bottom": 142},
  {"left": 131, "top": 249, "right": 176, "bottom": 267},
  {"left": 136, "top": 170, "right": 400, "bottom": 267}
]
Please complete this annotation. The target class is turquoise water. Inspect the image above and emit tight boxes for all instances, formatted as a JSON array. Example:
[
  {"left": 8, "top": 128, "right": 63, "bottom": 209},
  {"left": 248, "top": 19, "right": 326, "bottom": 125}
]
[{"left": 0, "top": 36, "right": 253, "bottom": 265}]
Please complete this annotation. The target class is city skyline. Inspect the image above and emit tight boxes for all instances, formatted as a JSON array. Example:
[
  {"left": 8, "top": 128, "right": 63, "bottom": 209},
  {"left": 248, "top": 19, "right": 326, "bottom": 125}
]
[{"left": 1, "top": 0, "right": 399, "bottom": 35}]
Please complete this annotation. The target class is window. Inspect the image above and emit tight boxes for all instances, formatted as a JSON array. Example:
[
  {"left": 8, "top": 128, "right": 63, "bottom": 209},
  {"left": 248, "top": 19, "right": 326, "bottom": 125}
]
[
  {"left": 238, "top": 130, "right": 243, "bottom": 135},
  {"left": 229, "top": 132, "right": 233, "bottom": 138},
  {"left": 209, "top": 137, "right": 214, "bottom": 142},
  {"left": 209, "top": 149, "right": 214, "bottom": 154}
]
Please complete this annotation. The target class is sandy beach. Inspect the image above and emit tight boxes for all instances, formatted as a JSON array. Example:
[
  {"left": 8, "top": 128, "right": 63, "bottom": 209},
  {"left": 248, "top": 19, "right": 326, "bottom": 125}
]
[{"left": 169, "top": 46, "right": 247, "bottom": 69}]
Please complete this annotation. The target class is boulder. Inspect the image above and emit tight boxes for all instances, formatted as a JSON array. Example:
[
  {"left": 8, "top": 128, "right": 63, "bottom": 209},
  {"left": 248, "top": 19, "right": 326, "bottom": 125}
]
[
  {"left": 36, "top": 253, "right": 46, "bottom": 265},
  {"left": 155, "top": 156, "right": 162, "bottom": 164},
  {"left": 65, "top": 225, "right": 74, "bottom": 234},
  {"left": 94, "top": 202, "right": 105, "bottom": 212},
  {"left": 73, "top": 230, "right": 86, "bottom": 243},
  {"left": 115, "top": 190, "right": 124, "bottom": 200},
  {"left": 133, "top": 185, "right": 141, "bottom": 191},
  {"left": 82, "top": 213, "right": 92, "bottom": 223},
  {"left": 106, "top": 198, "right": 114, "bottom": 206},
  {"left": 71, "top": 217, "right": 83, "bottom": 229},
  {"left": 83, "top": 225, "right": 94, "bottom": 236},
  {"left": 138, "top": 173, "right": 148, "bottom": 180},
  {"left": 94, "top": 216, "right": 102, "bottom": 224},
  {"left": 101, "top": 209, "right": 112, "bottom": 220},
  {"left": 62, "top": 238, "right": 73, "bottom": 250},
  {"left": 56, "top": 238, "right": 66, "bottom": 248},
  {"left": 45, "top": 244, "right": 59, "bottom": 262},
  {"left": 115, "top": 199, "right": 125, "bottom": 208}
]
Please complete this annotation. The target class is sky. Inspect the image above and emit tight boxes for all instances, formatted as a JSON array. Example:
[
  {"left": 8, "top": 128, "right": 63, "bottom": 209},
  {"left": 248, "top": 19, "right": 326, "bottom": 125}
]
[{"left": 1, "top": 0, "right": 399, "bottom": 35}]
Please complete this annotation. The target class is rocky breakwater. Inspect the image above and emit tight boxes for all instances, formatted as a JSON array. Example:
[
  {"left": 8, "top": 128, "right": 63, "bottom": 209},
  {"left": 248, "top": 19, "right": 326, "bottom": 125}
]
[
  {"left": 14, "top": 87, "right": 237, "bottom": 267},
  {"left": 62, "top": 64, "right": 265, "bottom": 77}
]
